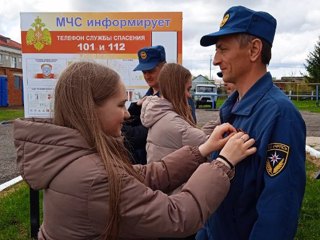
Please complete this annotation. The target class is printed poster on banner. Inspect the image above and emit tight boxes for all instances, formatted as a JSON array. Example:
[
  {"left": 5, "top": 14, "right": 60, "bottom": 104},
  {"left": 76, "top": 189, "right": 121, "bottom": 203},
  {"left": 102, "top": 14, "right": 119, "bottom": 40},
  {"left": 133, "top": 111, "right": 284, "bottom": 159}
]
[{"left": 20, "top": 12, "right": 182, "bottom": 117}]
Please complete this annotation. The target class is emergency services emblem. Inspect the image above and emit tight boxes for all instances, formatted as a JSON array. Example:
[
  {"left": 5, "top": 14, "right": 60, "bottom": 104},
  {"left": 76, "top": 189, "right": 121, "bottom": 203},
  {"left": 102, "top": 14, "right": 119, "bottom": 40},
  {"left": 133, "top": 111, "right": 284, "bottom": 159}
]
[
  {"left": 266, "top": 143, "right": 289, "bottom": 177},
  {"left": 220, "top": 14, "right": 229, "bottom": 27},
  {"left": 140, "top": 51, "right": 147, "bottom": 59},
  {"left": 26, "top": 16, "right": 52, "bottom": 51}
]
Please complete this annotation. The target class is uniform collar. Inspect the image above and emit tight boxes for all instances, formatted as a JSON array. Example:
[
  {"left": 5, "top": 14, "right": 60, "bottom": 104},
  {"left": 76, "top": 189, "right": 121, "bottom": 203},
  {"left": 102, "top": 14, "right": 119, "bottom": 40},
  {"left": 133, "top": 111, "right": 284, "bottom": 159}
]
[
  {"left": 145, "top": 87, "right": 160, "bottom": 97},
  {"left": 221, "top": 72, "right": 273, "bottom": 117}
]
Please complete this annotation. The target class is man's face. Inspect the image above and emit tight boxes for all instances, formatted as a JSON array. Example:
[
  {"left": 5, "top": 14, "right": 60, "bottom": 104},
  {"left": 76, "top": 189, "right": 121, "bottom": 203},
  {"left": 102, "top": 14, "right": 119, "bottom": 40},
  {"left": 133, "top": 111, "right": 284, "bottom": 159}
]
[
  {"left": 213, "top": 35, "right": 251, "bottom": 84},
  {"left": 142, "top": 64, "right": 162, "bottom": 89}
]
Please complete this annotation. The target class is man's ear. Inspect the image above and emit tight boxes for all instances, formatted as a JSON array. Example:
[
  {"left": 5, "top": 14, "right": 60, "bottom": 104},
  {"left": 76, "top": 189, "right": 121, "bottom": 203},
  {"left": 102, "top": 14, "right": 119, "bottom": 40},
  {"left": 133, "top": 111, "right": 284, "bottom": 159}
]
[{"left": 249, "top": 38, "right": 262, "bottom": 62}]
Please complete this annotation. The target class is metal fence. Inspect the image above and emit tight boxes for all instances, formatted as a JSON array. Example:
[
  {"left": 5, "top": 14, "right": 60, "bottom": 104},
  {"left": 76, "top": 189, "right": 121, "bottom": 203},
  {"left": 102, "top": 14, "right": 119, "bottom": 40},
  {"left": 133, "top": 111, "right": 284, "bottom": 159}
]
[
  {"left": 274, "top": 82, "right": 319, "bottom": 102},
  {"left": 214, "top": 82, "right": 320, "bottom": 106}
]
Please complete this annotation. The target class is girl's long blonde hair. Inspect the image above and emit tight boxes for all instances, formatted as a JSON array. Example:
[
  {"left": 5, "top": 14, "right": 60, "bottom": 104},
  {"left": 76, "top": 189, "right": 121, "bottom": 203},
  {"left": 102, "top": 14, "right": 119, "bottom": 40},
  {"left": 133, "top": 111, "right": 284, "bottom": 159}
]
[
  {"left": 159, "top": 63, "right": 196, "bottom": 127},
  {"left": 53, "top": 61, "right": 141, "bottom": 240}
]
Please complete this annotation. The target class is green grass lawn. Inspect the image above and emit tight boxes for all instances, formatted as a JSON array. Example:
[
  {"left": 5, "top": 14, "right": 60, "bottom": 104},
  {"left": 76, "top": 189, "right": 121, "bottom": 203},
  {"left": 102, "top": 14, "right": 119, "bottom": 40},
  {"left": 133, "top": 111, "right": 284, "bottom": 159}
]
[
  {"left": 295, "top": 160, "right": 320, "bottom": 239},
  {"left": 0, "top": 182, "right": 45, "bottom": 240},
  {"left": 0, "top": 160, "right": 318, "bottom": 239},
  {"left": 0, "top": 107, "right": 24, "bottom": 122},
  {"left": 292, "top": 100, "right": 320, "bottom": 113}
]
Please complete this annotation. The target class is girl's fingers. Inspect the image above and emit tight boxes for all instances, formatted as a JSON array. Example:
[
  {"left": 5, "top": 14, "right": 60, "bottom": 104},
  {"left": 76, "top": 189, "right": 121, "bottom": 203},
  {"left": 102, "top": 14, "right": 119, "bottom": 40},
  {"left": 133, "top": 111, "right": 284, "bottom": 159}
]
[{"left": 243, "top": 138, "right": 255, "bottom": 147}]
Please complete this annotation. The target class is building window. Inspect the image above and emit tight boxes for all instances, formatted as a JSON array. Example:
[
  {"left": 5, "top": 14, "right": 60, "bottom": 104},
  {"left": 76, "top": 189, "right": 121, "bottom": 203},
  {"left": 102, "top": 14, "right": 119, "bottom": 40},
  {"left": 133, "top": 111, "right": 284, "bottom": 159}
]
[
  {"left": 14, "top": 76, "right": 21, "bottom": 89},
  {"left": 11, "top": 57, "right": 17, "bottom": 68}
]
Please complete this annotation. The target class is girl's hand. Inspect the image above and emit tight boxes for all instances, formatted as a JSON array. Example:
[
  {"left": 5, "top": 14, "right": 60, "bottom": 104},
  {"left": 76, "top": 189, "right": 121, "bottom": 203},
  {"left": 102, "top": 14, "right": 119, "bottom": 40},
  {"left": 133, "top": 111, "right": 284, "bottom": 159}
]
[
  {"left": 218, "top": 132, "right": 257, "bottom": 166},
  {"left": 199, "top": 123, "right": 236, "bottom": 156}
]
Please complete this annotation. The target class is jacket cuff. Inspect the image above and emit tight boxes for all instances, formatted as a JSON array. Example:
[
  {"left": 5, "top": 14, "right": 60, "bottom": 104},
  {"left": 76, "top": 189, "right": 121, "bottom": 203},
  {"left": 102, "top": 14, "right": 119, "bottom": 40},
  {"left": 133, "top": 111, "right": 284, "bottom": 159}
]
[
  {"left": 191, "top": 146, "right": 207, "bottom": 164},
  {"left": 211, "top": 160, "right": 235, "bottom": 180}
]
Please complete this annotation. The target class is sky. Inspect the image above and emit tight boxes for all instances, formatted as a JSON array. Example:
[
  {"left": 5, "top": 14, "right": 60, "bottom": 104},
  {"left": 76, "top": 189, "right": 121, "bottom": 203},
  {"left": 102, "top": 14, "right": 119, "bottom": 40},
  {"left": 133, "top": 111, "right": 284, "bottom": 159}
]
[{"left": 1, "top": 0, "right": 319, "bottom": 80}]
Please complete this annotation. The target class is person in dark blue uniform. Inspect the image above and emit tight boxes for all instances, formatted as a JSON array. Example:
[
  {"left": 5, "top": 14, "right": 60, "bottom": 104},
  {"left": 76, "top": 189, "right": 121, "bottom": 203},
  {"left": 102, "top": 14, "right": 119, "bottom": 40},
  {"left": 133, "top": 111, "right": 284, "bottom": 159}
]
[
  {"left": 196, "top": 5, "right": 306, "bottom": 240},
  {"left": 122, "top": 45, "right": 165, "bottom": 165},
  {"left": 122, "top": 45, "right": 197, "bottom": 165}
]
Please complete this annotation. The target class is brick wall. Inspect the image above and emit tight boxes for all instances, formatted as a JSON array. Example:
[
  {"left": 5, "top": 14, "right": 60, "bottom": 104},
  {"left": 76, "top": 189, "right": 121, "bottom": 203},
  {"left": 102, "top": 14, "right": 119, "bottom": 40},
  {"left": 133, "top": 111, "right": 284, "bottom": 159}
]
[{"left": 0, "top": 67, "right": 23, "bottom": 106}]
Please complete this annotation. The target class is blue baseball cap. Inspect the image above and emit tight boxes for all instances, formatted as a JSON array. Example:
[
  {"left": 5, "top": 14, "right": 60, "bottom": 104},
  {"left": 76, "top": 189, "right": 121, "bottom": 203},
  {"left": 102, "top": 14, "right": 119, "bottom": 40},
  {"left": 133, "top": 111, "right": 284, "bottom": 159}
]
[
  {"left": 200, "top": 6, "right": 277, "bottom": 47},
  {"left": 133, "top": 45, "right": 166, "bottom": 71}
]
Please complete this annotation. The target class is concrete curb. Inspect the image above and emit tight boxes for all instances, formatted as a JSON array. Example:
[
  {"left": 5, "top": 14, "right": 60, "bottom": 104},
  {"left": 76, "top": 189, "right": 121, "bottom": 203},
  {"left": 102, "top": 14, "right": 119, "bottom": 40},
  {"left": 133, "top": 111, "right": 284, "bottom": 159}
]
[
  {"left": 306, "top": 145, "right": 320, "bottom": 158},
  {"left": 0, "top": 176, "right": 22, "bottom": 192}
]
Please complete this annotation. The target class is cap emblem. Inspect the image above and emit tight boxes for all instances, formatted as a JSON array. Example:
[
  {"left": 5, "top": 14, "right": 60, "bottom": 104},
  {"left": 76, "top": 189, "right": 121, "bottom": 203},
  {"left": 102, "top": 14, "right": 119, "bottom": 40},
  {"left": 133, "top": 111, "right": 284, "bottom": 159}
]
[
  {"left": 220, "top": 14, "right": 229, "bottom": 28},
  {"left": 140, "top": 51, "right": 147, "bottom": 59}
]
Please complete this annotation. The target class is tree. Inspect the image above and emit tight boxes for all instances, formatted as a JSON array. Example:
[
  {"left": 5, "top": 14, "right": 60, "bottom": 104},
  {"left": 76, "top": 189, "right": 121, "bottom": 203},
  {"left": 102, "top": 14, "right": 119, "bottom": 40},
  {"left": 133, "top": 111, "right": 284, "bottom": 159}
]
[{"left": 304, "top": 36, "right": 320, "bottom": 83}]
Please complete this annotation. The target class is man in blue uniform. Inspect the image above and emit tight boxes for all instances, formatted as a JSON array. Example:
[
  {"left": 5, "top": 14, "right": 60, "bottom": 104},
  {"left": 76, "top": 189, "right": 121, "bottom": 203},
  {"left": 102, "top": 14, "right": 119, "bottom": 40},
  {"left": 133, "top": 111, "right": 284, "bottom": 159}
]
[
  {"left": 122, "top": 45, "right": 166, "bottom": 165},
  {"left": 196, "top": 5, "right": 306, "bottom": 240}
]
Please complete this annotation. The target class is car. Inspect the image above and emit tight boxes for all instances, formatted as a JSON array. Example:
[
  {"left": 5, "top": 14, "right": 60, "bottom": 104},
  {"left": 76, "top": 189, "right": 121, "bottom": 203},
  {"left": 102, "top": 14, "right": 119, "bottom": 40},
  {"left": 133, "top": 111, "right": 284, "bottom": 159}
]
[
  {"left": 193, "top": 84, "right": 217, "bottom": 109},
  {"left": 196, "top": 96, "right": 216, "bottom": 108}
]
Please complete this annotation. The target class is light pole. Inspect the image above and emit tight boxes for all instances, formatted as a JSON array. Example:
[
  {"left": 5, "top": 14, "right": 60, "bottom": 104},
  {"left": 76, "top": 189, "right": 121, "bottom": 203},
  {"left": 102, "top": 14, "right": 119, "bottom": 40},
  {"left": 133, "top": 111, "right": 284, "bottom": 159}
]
[{"left": 209, "top": 55, "right": 212, "bottom": 80}]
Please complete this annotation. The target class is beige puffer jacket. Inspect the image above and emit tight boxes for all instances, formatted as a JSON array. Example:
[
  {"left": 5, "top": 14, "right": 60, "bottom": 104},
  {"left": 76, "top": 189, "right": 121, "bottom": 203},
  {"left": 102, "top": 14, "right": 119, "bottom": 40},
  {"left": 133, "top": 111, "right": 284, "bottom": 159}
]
[
  {"left": 141, "top": 96, "right": 208, "bottom": 163},
  {"left": 14, "top": 118, "right": 232, "bottom": 240}
]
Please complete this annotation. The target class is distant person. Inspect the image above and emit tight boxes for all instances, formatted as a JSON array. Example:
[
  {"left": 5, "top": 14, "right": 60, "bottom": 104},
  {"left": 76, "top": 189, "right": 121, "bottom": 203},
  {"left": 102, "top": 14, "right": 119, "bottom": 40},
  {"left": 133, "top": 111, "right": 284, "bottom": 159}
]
[
  {"left": 141, "top": 63, "right": 207, "bottom": 164},
  {"left": 122, "top": 45, "right": 197, "bottom": 165},
  {"left": 218, "top": 71, "right": 236, "bottom": 96},
  {"left": 14, "top": 61, "right": 257, "bottom": 240},
  {"left": 196, "top": 5, "right": 306, "bottom": 240},
  {"left": 223, "top": 82, "right": 236, "bottom": 96}
]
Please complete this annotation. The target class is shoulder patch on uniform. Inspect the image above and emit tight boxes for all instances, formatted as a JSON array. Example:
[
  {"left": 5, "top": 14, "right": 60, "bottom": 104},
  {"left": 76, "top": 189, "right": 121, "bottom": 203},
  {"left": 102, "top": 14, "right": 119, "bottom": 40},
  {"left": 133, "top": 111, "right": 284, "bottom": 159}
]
[{"left": 266, "top": 143, "right": 290, "bottom": 177}]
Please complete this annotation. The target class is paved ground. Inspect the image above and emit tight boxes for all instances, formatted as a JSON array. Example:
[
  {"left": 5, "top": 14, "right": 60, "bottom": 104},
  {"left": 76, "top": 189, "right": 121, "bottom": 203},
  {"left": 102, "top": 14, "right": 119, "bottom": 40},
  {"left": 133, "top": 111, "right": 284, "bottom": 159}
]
[
  {"left": 0, "top": 122, "right": 17, "bottom": 185},
  {"left": 0, "top": 110, "right": 319, "bottom": 185}
]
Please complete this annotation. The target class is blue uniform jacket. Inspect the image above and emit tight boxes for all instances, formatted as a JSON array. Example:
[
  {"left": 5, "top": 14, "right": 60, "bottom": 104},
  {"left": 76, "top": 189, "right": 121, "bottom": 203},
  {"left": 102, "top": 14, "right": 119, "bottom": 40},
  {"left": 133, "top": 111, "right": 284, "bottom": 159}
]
[{"left": 196, "top": 72, "right": 306, "bottom": 240}]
